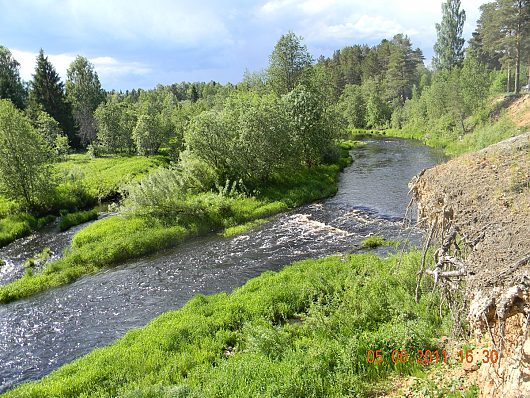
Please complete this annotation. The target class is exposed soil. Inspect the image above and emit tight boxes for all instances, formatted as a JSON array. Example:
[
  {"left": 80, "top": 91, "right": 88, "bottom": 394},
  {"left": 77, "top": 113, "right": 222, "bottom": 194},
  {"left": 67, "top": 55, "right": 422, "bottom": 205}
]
[
  {"left": 409, "top": 132, "right": 530, "bottom": 397},
  {"left": 507, "top": 95, "right": 530, "bottom": 128}
]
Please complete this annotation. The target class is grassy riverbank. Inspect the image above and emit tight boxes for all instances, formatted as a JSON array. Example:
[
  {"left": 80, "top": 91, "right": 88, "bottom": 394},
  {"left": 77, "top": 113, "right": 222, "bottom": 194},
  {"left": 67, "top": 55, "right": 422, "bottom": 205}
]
[
  {"left": 2, "top": 251, "right": 473, "bottom": 398},
  {"left": 0, "top": 149, "right": 351, "bottom": 304},
  {"left": 0, "top": 155, "right": 164, "bottom": 248},
  {"left": 350, "top": 94, "right": 528, "bottom": 157}
]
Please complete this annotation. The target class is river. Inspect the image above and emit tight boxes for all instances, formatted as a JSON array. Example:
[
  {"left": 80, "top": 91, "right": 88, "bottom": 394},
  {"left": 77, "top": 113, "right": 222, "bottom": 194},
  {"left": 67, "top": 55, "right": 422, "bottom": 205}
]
[{"left": 0, "top": 137, "right": 444, "bottom": 393}]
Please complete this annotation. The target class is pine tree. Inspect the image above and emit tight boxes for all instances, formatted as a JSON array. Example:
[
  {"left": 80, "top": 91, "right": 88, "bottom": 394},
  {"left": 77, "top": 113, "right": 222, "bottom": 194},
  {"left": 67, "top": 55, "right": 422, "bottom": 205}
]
[
  {"left": 473, "top": 0, "right": 530, "bottom": 93},
  {"left": 433, "top": 0, "right": 466, "bottom": 70},
  {"left": 66, "top": 56, "right": 105, "bottom": 146},
  {"left": 28, "top": 49, "right": 75, "bottom": 146},
  {"left": 0, "top": 46, "right": 26, "bottom": 109}
]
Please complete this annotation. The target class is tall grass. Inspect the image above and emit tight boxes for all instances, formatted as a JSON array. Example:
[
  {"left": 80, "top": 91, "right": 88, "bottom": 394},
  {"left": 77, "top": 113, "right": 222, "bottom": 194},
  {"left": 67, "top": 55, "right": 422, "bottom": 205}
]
[{"left": 1, "top": 252, "right": 451, "bottom": 398}]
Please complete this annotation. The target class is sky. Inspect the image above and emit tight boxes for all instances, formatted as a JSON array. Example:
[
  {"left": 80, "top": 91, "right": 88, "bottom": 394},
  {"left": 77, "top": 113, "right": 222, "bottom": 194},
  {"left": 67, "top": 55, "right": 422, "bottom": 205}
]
[{"left": 0, "top": 0, "right": 486, "bottom": 91}]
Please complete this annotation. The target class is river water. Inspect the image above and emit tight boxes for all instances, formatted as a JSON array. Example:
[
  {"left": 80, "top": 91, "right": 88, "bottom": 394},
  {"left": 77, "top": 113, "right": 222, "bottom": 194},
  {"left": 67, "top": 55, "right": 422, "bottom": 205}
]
[{"left": 0, "top": 138, "right": 444, "bottom": 393}]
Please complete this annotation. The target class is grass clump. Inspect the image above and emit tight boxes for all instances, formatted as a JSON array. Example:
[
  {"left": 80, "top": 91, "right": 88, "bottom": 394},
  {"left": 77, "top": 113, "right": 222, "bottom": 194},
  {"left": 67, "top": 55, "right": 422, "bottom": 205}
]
[
  {"left": 1, "top": 251, "right": 448, "bottom": 398},
  {"left": 221, "top": 218, "right": 269, "bottom": 237},
  {"left": 23, "top": 247, "right": 52, "bottom": 269},
  {"left": 59, "top": 209, "right": 99, "bottom": 232},
  {"left": 361, "top": 235, "right": 397, "bottom": 249},
  {"left": 0, "top": 213, "right": 35, "bottom": 247}
]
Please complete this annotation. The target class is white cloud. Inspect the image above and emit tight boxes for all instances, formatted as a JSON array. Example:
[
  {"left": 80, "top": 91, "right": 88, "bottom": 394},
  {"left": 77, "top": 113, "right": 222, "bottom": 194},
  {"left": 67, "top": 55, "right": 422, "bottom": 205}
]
[
  {"left": 10, "top": 49, "right": 151, "bottom": 83},
  {"left": 258, "top": 0, "right": 485, "bottom": 43},
  {"left": 315, "top": 15, "right": 418, "bottom": 41},
  {"left": 60, "top": 0, "right": 233, "bottom": 47}
]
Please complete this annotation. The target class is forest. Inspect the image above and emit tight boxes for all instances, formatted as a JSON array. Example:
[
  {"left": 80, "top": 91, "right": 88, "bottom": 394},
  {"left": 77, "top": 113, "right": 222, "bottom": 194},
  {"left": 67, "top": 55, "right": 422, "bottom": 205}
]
[{"left": 0, "top": 0, "right": 529, "bottom": 396}]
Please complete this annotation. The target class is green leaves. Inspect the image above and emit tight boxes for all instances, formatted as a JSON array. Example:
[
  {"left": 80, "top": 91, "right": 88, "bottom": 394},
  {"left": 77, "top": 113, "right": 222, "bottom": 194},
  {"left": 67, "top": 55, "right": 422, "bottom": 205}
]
[
  {"left": 433, "top": 0, "right": 466, "bottom": 71},
  {"left": 0, "top": 100, "right": 56, "bottom": 210}
]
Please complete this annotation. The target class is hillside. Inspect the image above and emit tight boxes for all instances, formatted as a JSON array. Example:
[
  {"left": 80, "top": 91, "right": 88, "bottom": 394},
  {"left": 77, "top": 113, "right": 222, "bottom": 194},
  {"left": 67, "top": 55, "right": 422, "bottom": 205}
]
[{"left": 409, "top": 132, "right": 530, "bottom": 397}]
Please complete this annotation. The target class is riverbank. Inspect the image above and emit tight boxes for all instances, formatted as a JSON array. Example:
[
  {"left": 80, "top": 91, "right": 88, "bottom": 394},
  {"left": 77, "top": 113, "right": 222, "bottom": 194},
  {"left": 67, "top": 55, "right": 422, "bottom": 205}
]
[
  {"left": 2, "top": 250, "right": 479, "bottom": 397},
  {"left": 0, "top": 155, "right": 165, "bottom": 248},
  {"left": 349, "top": 94, "right": 529, "bottom": 156},
  {"left": 0, "top": 148, "right": 352, "bottom": 304}
]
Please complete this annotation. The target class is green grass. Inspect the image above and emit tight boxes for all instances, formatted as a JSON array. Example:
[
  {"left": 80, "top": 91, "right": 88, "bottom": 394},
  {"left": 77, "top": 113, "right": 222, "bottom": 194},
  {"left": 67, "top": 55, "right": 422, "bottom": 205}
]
[
  {"left": 0, "top": 154, "right": 164, "bottom": 249},
  {"left": 350, "top": 113, "right": 521, "bottom": 157},
  {"left": 0, "top": 214, "right": 35, "bottom": 247},
  {"left": 56, "top": 154, "right": 166, "bottom": 201},
  {"left": 0, "top": 150, "right": 353, "bottom": 303},
  {"left": 59, "top": 209, "right": 99, "bottom": 232},
  {"left": 361, "top": 235, "right": 398, "bottom": 249},
  {"left": 337, "top": 139, "right": 366, "bottom": 150},
  {"left": 220, "top": 218, "right": 269, "bottom": 237},
  {"left": 1, "top": 251, "right": 449, "bottom": 398}
]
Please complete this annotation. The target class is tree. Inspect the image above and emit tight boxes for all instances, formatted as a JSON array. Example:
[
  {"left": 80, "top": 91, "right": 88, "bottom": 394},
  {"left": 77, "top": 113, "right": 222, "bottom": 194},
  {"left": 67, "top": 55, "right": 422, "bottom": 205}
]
[
  {"left": 0, "top": 100, "right": 55, "bottom": 209},
  {"left": 132, "top": 113, "right": 162, "bottom": 156},
  {"left": 267, "top": 32, "right": 313, "bottom": 95},
  {"left": 28, "top": 49, "right": 75, "bottom": 146},
  {"left": 475, "top": 0, "right": 530, "bottom": 93},
  {"left": 282, "top": 86, "right": 335, "bottom": 166},
  {"left": 433, "top": 0, "right": 466, "bottom": 70},
  {"left": 34, "top": 111, "right": 61, "bottom": 146},
  {"left": 95, "top": 98, "right": 136, "bottom": 154},
  {"left": 361, "top": 79, "right": 391, "bottom": 128},
  {"left": 385, "top": 35, "right": 423, "bottom": 104},
  {"left": 66, "top": 56, "right": 105, "bottom": 146},
  {"left": 338, "top": 84, "right": 366, "bottom": 128},
  {"left": 0, "top": 46, "right": 26, "bottom": 109}
]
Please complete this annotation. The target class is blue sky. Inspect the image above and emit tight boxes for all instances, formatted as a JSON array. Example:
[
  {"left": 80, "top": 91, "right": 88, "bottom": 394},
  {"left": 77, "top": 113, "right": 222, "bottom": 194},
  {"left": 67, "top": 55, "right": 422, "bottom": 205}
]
[{"left": 0, "top": 0, "right": 485, "bottom": 91}]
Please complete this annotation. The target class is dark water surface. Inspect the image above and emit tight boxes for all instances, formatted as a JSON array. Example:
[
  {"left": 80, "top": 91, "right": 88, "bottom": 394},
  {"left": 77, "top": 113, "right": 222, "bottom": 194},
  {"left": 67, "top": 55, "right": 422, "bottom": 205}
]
[{"left": 0, "top": 138, "right": 444, "bottom": 393}]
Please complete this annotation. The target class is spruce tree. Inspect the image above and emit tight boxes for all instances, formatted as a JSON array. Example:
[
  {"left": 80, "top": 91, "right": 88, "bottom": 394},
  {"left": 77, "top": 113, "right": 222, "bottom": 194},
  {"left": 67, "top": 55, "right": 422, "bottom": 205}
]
[
  {"left": 433, "top": 0, "right": 466, "bottom": 70},
  {"left": 0, "top": 46, "right": 26, "bottom": 109},
  {"left": 28, "top": 49, "right": 76, "bottom": 146}
]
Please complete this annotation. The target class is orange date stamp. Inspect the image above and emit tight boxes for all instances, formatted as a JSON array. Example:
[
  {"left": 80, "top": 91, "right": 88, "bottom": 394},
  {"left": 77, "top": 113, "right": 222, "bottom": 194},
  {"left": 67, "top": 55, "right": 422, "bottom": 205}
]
[{"left": 366, "top": 349, "right": 499, "bottom": 365}]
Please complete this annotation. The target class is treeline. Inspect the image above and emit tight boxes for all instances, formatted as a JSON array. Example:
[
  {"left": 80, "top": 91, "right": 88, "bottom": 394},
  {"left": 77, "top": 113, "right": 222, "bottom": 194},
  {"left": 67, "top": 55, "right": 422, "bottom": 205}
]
[
  {"left": 1, "top": 0, "right": 530, "bottom": 211},
  {"left": 333, "top": 0, "right": 530, "bottom": 136}
]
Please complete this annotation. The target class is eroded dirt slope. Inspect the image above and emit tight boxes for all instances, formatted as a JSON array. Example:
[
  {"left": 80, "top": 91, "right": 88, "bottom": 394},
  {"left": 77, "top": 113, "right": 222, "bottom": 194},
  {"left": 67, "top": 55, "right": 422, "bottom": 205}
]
[{"left": 409, "top": 132, "right": 530, "bottom": 397}]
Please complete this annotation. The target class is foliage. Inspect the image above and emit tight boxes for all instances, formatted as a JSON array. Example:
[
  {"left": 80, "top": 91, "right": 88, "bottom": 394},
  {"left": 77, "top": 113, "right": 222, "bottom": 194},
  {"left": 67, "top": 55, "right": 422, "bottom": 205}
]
[
  {"left": 34, "top": 111, "right": 70, "bottom": 159},
  {"left": 132, "top": 113, "right": 163, "bottom": 156},
  {"left": 0, "top": 46, "right": 26, "bottom": 109},
  {"left": 1, "top": 251, "right": 449, "bottom": 397},
  {"left": 66, "top": 56, "right": 105, "bottom": 146},
  {"left": 471, "top": 0, "right": 530, "bottom": 93},
  {"left": 283, "top": 85, "right": 336, "bottom": 166},
  {"left": 0, "top": 150, "right": 350, "bottom": 302},
  {"left": 94, "top": 96, "right": 137, "bottom": 154},
  {"left": 267, "top": 31, "right": 313, "bottom": 95},
  {"left": 433, "top": 0, "right": 466, "bottom": 70},
  {"left": 28, "top": 50, "right": 75, "bottom": 146},
  {"left": 0, "top": 100, "right": 56, "bottom": 210},
  {"left": 59, "top": 209, "right": 98, "bottom": 232}
]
